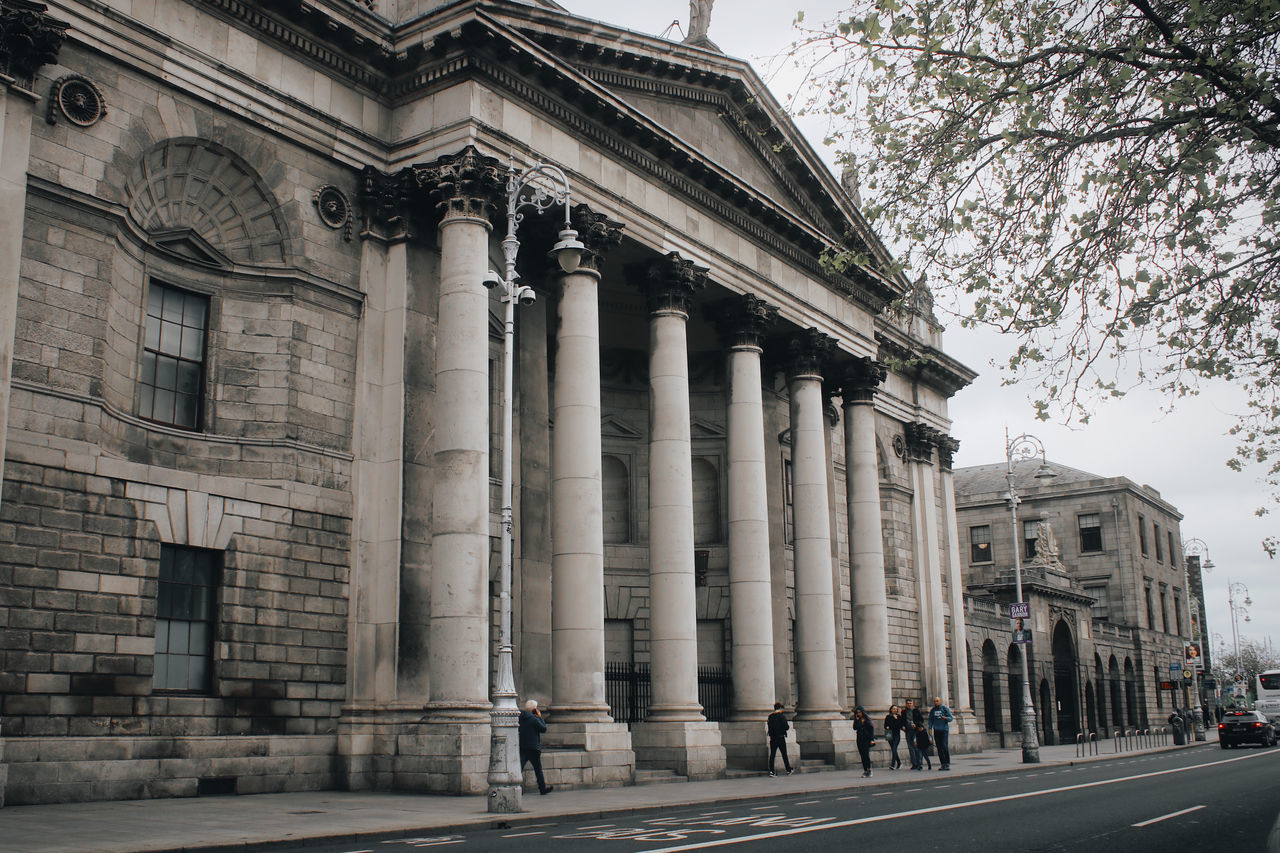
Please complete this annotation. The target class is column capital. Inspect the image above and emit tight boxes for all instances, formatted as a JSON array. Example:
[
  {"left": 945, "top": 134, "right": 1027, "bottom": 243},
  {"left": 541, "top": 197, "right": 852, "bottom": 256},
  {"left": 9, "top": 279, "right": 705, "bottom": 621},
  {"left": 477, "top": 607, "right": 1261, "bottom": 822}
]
[
  {"left": 935, "top": 434, "right": 960, "bottom": 471},
  {"left": 713, "top": 293, "right": 778, "bottom": 350},
  {"left": 0, "top": 1, "right": 66, "bottom": 87},
  {"left": 358, "top": 166, "right": 414, "bottom": 237},
  {"left": 633, "top": 251, "right": 707, "bottom": 316},
  {"left": 784, "top": 328, "right": 836, "bottom": 380},
  {"left": 840, "top": 356, "right": 887, "bottom": 405},
  {"left": 412, "top": 145, "right": 505, "bottom": 221},
  {"left": 570, "top": 203, "right": 624, "bottom": 273},
  {"left": 903, "top": 421, "right": 943, "bottom": 465}
]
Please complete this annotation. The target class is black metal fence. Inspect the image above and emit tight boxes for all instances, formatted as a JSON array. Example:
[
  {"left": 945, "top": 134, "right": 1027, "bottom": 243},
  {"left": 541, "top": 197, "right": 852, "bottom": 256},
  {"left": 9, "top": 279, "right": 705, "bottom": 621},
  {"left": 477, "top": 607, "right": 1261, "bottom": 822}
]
[{"left": 604, "top": 662, "right": 733, "bottom": 724}]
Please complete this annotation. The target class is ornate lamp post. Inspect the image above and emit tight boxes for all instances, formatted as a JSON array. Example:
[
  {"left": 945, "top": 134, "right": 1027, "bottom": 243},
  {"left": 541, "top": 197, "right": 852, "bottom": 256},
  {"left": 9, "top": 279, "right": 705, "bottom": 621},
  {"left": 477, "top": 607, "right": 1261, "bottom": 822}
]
[
  {"left": 1004, "top": 429, "right": 1053, "bottom": 763},
  {"left": 485, "top": 160, "right": 584, "bottom": 814},
  {"left": 1227, "top": 581, "right": 1252, "bottom": 705},
  {"left": 1181, "top": 538, "right": 1213, "bottom": 740}
]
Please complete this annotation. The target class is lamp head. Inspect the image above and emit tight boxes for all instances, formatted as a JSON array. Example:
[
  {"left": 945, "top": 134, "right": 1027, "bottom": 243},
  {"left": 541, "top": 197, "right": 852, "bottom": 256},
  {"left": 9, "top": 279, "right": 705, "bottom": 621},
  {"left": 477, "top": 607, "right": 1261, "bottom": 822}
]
[{"left": 550, "top": 228, "right": 585, "bottom": 273}]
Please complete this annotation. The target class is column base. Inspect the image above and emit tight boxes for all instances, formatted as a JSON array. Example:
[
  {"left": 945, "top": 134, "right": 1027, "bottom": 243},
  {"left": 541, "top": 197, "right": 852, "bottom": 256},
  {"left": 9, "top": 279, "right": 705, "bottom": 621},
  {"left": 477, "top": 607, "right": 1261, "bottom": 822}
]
[
  {"left": 537, "top": 721, "right": 635, "bottom": 789},
  {"left": 719, "top": 719, "right": 798, "bottom": 770},
  {"left": 631, "top": 720, "right": 726, "bottom": 780},
  {"left": 337, "top": 706, "right": 490, "bottom": 795},
  {"left": 950, "top": 709, "right": 981, "bottom": 735},
  {"left": 793, "top": 718, "right": 858, "bottom": 769}
]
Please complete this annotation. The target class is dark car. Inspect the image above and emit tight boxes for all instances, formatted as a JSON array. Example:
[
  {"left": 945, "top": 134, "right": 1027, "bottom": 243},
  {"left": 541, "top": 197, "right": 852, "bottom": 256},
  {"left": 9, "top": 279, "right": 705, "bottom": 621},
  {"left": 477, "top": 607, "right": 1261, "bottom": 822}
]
[{"left": 1218, "top": 709, "right": 1277, "bottom": 748}]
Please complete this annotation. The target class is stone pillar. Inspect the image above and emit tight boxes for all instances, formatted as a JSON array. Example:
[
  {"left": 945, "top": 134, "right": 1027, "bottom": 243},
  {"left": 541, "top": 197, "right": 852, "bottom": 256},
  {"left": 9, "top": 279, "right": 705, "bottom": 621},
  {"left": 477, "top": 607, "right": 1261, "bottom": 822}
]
[
  {"left": 545, "top": 205, "right": 634, "bottom": 787},
  {"left": 0, "top": 5, "right": 67, "bottom": 808},
  {"left": 629, "top": 253, "right": 725, "bottom": 780},
  {"left": 713, "top": 294, "right": 779, "bottom": 769},
  {"left": 907, "top": 423, "right": 949, "bottom": 704},
  {"left": 416, "top": 147, "right": 506, "bottom": 792},
  {"left": 841, "top": 357, "right": 892, "bottom": 716},
  {"left": 786, "top": 329, "right": 856, "bottom": 768},
  {"left": 938, "top": 435, "right": 978, "bottom": 734}
]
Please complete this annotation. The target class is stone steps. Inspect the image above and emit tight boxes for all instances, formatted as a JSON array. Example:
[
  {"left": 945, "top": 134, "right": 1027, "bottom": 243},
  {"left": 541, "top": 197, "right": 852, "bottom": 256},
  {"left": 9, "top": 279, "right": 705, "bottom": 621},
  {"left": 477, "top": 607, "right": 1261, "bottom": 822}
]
[{"left": 634, "top": 768, "right": 688, "bottom": 785}]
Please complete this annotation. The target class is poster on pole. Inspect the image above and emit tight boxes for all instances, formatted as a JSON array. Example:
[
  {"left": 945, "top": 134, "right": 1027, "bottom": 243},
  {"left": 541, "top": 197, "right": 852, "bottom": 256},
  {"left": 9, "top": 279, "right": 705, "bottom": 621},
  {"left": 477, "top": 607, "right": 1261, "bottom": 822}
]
[{"left": 1184, "top": 642, "right": 1203, "bottom": 670}]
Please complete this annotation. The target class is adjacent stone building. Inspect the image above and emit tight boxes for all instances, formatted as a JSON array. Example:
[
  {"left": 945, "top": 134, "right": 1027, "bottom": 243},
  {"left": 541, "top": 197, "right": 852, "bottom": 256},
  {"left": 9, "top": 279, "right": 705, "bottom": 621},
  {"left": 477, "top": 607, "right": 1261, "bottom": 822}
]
[
  {"left": 0, "top": 0, "right": 979, "bottom": 805},
  {"left": 953, "top": 459, "right": 1204, "bottom": 745}
]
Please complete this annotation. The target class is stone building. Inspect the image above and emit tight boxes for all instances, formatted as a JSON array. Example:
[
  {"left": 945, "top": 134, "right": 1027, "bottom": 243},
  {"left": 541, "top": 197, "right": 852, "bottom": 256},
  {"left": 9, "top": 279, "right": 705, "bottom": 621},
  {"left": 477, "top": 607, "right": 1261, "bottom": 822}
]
[
  {"left": 0, "top": 0, "right": 978, "bottom": 805},
  {"left": 953, "top": 459, "right": 1204, "bottom": 746}
]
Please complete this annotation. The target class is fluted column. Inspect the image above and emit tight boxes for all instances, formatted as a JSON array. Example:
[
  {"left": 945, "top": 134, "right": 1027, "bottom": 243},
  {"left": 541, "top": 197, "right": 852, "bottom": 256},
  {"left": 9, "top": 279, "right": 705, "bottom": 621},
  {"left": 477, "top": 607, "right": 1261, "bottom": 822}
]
[
  {"left": 841, "top": 357, "right": 892, "bottom": 715},
  {"left": 418, "top": 147, "right": 505, "bottom": 721},
  {"left": 907, "top": 423, "right": 949, "bottom": 703},
  {"left": 786, "top": 329, "right": 842, "bottom": 721},
  {"left": 715, "top": 295, "right": 779, "bottom": 720},
  {"left": 937, "top": 436, "right": 973, "bottom": 716},
  {"left": 551, "top": 205, "right": 622, "bottom": 721},
  {"left": 639, "top": 253, "right": 706, "bottom": 721}
]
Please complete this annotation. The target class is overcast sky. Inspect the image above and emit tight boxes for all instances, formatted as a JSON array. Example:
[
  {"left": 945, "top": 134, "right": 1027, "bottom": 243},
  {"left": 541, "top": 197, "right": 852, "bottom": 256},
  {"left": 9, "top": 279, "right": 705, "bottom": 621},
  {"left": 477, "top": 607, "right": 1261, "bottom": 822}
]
[{"left": 556, "top": 0, "right": 1279, "bottom": 664}]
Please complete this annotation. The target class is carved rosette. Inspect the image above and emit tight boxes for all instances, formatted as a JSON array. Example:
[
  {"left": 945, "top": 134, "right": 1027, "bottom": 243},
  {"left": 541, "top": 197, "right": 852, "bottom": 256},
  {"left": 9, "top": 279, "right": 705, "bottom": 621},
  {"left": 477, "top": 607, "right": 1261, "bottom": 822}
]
[
  {"left": 840, "top": 355, "right": 887, "bottom": 405},
  {"left": 633, "top": 251, "right": 707, "bottom": 316},
  {"left": 903, "top": 421, "right": 942, "bottom": 465},
  {"left": 784, "top": 327, "right": 836, "bottom": 380},
  {"left": 936, "top": 434, "right": 960, "bottom": 471},
  {"left": 412, "top": 145, "right": 505, "bottom": 220},
  {"left": 357, "top": 166, "right": 413, "bottom": 233},
  {"left": 0, "top": 0, "right": 67, "bottom": 86},
  {"left": 570, "top": 203, "right": 623, "bottom": 273},
  {"left": 713, "top": 293, "right": 778, "bottom": 350}
]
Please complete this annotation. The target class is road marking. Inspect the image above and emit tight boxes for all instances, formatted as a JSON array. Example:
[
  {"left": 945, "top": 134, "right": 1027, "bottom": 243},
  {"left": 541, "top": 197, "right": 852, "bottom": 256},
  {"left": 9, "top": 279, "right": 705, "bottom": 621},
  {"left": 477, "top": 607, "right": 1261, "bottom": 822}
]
[
  {"left": 637, "top": 751, "right": 1271, "bottom": 853},
  {"left": 1132, "top": 805, "right": 1205, "bottom": 827},
  {"left": 501, "top": 831, "right": 546, "bottom": 838},
  {"left": 961, "top": 782, "right": 976, "bottom": 786},
  {"left": 837, "top": 795, "right": 859, "bottom": 801},
  {"left": 751, "top": 805, "right": 776, "bottom": 810},
  {"left": 580, "top": 824, "right": 615, "bottom": 829},
  {"left": 700, "top": 811, "right": 731, "bottom": 816},
  {"left": 906, "top": 788, "right": 922, "bottom": 792},
  {"left": 795, "top": 801, "right": 820, "bottom": 806},
  {"left": 872, "top": 792, "right": 892, "bottom": 797}
]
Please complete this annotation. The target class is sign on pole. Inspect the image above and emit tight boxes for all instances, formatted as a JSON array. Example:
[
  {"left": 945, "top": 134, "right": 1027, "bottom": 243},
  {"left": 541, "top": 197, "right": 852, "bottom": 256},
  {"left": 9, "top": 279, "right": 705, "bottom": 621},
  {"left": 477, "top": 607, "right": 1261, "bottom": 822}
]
[{"left": 1009, "top": 602, "right": 1030, "bottom": 619}]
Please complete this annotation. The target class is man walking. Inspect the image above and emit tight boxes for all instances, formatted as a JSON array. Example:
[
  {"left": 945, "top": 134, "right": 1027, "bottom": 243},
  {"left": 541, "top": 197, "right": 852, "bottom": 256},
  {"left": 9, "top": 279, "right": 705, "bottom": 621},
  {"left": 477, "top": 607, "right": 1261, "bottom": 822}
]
[
  {"left": 928, "top": 696, "right": 954, "bottom": 770},
  {"left": 904, "top": 698, "right": 924, "bottom": 770},
  {"left": 519, "top": 699, "right": 553, "bottom": 794},
  {"left": 767, "top": 702, "right": 793, "bottom": 776}
]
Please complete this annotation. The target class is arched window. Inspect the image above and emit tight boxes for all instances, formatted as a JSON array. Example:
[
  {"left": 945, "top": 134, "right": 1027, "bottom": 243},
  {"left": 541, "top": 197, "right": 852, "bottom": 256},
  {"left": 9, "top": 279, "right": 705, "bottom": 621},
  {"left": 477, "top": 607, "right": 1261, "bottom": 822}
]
[
  {"left": 691, "top": 457, "right": 721, "bottom": 544},
  {"left": 602, "top": 455, "right": 630, "bottom": 544}
]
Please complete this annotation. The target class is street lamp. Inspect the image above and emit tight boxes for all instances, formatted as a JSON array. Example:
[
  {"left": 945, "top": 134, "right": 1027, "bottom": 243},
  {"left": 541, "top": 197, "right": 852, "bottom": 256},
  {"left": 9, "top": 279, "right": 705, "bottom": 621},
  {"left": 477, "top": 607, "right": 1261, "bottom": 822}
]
[
  {"left": 485, "top": 160, "right": 584, "bottom": 814},
  {"left": 1004, "top": 429, "right": 1052, "bottom": 764},
  {"left": 1227, "top": 580, "right": 1252, "bottom": 705},
  {"left": 1181, "top": 538, "right": 1213, "bottom": 741}
]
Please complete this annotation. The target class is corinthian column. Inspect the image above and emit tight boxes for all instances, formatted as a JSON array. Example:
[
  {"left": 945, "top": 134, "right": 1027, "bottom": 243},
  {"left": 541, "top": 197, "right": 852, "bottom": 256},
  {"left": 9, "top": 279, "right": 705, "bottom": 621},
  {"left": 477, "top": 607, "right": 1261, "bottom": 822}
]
[
  {"left": 629, "top": 253, "right": 725, "bottom": 780},
  {"left": 786, "top": 330, "right": 856, "bottom": 768},
  {"left": 907, "top": 422, "right": 949, "bottom": 704},
  {"left": 841, "top": 357, "right": 892, "bottom": 716},
  {"left": 937, "top": 435, "right": 976, "bottom": 729}
]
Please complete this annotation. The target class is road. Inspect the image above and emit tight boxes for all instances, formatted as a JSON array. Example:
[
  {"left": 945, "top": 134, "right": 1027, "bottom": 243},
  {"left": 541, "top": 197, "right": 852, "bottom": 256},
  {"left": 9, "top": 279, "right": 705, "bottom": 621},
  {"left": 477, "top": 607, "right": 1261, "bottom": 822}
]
[{"left": 290, "top": 745, "right": 1280, "bottom": 853}]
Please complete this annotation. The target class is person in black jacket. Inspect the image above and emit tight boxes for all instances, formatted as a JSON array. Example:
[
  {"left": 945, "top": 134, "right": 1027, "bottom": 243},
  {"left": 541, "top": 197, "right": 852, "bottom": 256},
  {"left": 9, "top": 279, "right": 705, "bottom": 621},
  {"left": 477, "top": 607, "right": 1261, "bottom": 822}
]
[
  {"left": 883, "top": 704, "right": 906, "bottom": 770},
  {"left": 904, "top": 698, "right": 925, "bottom": 769},
  {"left": 519, "top": 699, "right": 553, "bottom": 795},
  {"left": 853, "top": 705, "right": 876, "bottom": 777},
  {"left": 767, "top": 702, "right": 793, "bottom": 776}
]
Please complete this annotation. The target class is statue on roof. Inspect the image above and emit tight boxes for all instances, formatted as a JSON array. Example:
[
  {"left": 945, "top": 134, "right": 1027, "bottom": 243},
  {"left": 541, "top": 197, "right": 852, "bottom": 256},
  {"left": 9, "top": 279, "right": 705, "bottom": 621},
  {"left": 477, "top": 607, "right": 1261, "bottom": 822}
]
[
  {"left": 686, "top": 0, "right": 715, "bottom": 45},
  {"left": 1030, "top": 520, "right": 1061, "bottom": 567}
]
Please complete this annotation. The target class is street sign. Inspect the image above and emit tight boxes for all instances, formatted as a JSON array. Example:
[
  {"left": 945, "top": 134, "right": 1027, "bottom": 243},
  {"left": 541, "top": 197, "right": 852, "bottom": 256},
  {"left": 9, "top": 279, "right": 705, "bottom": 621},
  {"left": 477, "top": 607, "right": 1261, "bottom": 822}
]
[
  {"left": 1009, "top": 602, "right": 1030, "bottom": 619},
  {"left": 1169, "top": 662, "right": 1182, "bottom": 673}
]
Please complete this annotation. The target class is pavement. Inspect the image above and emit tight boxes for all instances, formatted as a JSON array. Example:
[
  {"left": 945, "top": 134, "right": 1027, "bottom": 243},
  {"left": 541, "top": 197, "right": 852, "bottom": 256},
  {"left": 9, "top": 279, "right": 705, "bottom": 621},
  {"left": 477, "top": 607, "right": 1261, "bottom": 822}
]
[{"left": 0, "top": 727, "right": 1217, "bottom": 853}]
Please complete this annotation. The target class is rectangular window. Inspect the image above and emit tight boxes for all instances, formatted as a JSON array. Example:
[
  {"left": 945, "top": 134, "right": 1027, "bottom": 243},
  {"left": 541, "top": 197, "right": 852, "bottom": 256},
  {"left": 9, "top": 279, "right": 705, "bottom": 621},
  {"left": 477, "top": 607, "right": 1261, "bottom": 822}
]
[
  {"left": 1085, "top": 584, "right": 1109, "bottom": 620},
  {"left": 1155, "top": 524, "right": 1163, "bottom": 562},
  {"left": 1174, "top": 595, "right": 1184, "bottom": 635},
  {"left": 1078, "top": 513, "right": 1102, "bottom": 552},
  {"left": 154, "top": 544, "right": 219, "bottom": 692},
  {"left": 970, "top": 524, "right": 992, "bottom": 563},
  {"left": 1138, "top": 514, "right": 1148, "bottom": 556},
  {"left": 782, "top": 458, "right": 794, "bottom": 546},
  {"left": 1144, "top": 585, "right": 1154, "bottom": 628},
  {"left": 1169, "top": 532, "right": 1177, "bottom": 567},
  {"left": 140, "top": 282, "right": 208, "bottom": 429},
  {"left": 1159, "top": 588, "right": 1169, "bottom": 632},
  {"left": 1023, "top": 519, "right": 1039, "bottom": 559}
]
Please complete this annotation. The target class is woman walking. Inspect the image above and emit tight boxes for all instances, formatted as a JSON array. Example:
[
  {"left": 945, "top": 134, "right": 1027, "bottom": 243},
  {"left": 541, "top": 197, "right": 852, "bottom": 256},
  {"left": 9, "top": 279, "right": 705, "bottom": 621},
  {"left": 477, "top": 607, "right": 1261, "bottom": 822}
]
[
  {"left": 883, "top": 704, "right": 905, "bottom": 770},
  {"left": 853, "top": 705, "right": 876, "bottom": 778}
]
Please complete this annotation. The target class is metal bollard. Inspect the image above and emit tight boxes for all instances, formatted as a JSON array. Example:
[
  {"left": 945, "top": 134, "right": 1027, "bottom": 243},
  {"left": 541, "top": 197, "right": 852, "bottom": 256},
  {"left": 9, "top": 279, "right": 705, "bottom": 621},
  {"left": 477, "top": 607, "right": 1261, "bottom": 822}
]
[{"left": 1090, "top": 731, "right": 1098, "bottom": 755}]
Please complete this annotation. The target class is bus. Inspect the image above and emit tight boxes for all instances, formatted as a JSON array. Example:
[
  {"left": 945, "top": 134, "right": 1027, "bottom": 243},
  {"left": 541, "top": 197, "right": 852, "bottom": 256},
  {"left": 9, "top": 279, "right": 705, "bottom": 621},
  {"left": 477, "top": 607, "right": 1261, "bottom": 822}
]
[{"left": 1256, "top": 669, "right": 1280, "bottom": 724}]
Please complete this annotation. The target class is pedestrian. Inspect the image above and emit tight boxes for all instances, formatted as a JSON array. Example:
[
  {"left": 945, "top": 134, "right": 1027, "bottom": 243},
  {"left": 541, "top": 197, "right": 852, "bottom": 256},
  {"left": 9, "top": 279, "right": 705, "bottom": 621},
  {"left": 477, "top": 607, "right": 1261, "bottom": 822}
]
[
  {"left": 928, "top": 696, "right": 954, "bottom": 770},
  {"left": 883, "top": 704, "right": 905, "bottom": 770},
  {"left": 853, "top": 705, "right": 876, "bottom": 777},
  {"left": 519, "top": 699, "right": 553, "bottom": 795},
  {"left": 1202, "top": 704, "right": 1212, "bottom": 730},
  {"left": 767, "top": 701, "right": 793, "bottom": 777},
  {"left": 903, "top": 698, "right": 925, "bottom": 770},
  {"left": 914, "top": 720, "right": 933, "bottom": 770}
]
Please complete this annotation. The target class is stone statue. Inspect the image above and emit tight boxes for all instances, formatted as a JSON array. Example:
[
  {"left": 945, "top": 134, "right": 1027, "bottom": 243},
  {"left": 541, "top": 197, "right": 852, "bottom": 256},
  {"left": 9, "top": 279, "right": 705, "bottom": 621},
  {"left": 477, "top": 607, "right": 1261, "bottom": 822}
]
[
  {"left": 1033, "top": 521, "right": 1060, "bottom": 565},
  {"left": 686, "top": 0, "right": 714, "bottom": 44}
]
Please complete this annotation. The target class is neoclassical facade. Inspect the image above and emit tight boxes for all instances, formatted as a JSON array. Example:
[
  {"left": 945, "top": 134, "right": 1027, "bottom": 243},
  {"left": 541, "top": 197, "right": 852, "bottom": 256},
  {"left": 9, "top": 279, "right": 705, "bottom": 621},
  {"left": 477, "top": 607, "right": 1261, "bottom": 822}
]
[{"left": 0, "top": 0, "right": 977, "bottom": 805}]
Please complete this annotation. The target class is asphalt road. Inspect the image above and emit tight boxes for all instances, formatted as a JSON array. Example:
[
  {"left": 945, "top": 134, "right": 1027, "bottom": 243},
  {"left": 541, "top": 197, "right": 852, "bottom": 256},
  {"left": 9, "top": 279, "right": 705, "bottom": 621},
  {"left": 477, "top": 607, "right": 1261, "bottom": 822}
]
[{"left": 293, "top": 745, "right": 1280, "bottom": 853}]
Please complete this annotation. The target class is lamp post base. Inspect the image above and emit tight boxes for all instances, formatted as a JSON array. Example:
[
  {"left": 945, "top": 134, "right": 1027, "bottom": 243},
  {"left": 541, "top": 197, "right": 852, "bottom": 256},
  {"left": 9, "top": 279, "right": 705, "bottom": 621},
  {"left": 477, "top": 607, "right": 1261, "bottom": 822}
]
[{"left": 487, "top": 785, "right": 522, "bottom": 814}]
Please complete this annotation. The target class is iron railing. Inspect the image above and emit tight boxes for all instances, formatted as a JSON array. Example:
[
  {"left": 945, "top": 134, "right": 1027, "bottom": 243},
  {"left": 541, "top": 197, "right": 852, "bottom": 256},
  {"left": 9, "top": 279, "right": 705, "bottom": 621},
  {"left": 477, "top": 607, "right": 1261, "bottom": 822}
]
[{"left": 604, "top": 662, "right": 733, "bottom": 724}]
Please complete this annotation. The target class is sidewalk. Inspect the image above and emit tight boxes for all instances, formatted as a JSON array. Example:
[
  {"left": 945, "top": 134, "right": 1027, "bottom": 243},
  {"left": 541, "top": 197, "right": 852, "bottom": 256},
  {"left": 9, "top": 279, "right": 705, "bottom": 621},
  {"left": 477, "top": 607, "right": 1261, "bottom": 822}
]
[{"left": 0, "top": 730, "right": 1215, "bottom": 853}]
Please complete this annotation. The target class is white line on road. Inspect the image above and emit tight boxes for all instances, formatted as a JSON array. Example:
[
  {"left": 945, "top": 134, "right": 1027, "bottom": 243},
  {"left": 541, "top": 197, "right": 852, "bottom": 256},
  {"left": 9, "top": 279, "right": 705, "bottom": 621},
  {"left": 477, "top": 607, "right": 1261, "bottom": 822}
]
[
  {"left": 501, "top": 831, "right": 547, "bottom": 838},
  {"left": 1132, "top": 805, "right": 1205, "bottom": 827},
  {"left": 751, "top": 805, "right": 776, "bottom": 810},
  {"left": 699, "top": 811, "right": 732, "bottom": 816},
  {"left": 579, "top": 824, "right": 615, "bottom": 829},
  {"left": 837, "top": 795, "right": 859, "bottom": 801},
  {"left": 872, "top": 792, "right": 892, "bottom": 797},
  {"left": 795, "top": 801, "right": 821, "bottom": 806},
  {"left": 961, "top": 782, "right": 976, "bottom": 786},
  {"left": 637, "top": 751, "right": 1270, "bottom": 853}
]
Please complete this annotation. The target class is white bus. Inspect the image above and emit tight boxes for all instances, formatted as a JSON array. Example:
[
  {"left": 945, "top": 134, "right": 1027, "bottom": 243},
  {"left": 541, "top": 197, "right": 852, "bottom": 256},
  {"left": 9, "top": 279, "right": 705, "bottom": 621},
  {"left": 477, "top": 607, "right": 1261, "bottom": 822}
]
[{"left": 1256, "top": 669, "right": 1280, "bottom": 724}]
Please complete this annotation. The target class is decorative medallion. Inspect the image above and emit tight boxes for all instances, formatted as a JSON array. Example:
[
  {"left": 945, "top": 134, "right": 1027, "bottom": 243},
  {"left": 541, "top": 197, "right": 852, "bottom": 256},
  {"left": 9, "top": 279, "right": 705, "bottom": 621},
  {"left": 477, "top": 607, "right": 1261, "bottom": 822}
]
[
  {"left": 47, "top": 75, "right": 105, "bottom": 127},
  {"left": 313, "top": 185, "right": 352, "bottom": 240}
]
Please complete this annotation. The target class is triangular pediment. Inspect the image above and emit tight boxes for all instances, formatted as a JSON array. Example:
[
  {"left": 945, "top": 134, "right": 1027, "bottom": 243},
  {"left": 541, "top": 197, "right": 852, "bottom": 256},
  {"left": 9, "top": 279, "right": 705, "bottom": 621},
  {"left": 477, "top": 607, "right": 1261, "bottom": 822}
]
[
  {"left": 150, "top": 228, "right": 231, "bottom": 268},
  {"left": 691, "top": 418, "right": 726, "bottom": 441},
  {"left": 602, "top": 415, "right": 643, "bottom": 441}
]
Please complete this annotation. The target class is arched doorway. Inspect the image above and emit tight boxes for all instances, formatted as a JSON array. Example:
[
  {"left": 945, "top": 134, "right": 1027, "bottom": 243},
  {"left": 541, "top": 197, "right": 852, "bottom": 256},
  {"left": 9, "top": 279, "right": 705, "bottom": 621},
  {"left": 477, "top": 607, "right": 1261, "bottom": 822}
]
[
  {"left": 1109, "top": 656, "right": 1123, "bottom": 730},
  {"left": 1124, "top": 658, "right": 1138, "bottom": 726},
  {"left": 982, "top": 640, "right": 1002, "bottom": 732},
  {"left": 1052, "top": 620, "right": 1079, "bottom": 743},
  {"left": 1040, "top": 679, "right": 1053, "bottom": 744},
  {"left": 1094, "top": 654, "right": 1107, "bottom": 734}
]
